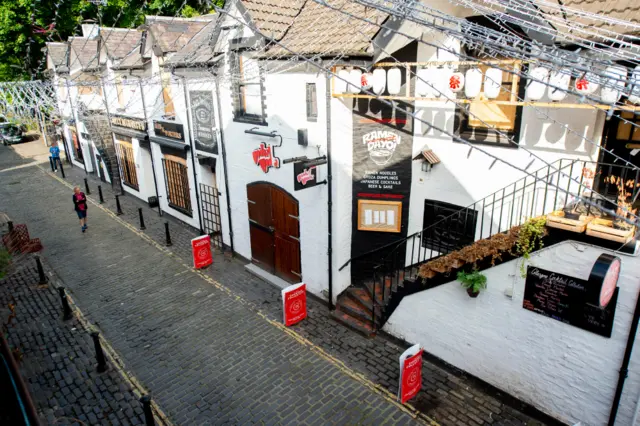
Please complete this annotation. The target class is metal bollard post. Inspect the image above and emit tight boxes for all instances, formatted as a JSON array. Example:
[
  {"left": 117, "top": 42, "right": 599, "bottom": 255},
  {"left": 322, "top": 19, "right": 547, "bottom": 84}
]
[
  {"left": 58, "top": 159, "right": 65, "bottom": 178},
  {"left": 98, "top": 185, "right": 104, "bottom": 204},
  {"left": 7, "top": 221, "right": 13, "bottom": 232},
  {"left": 138, "top": 208, "right": 146, "bottom": 230},
  {"left": 90, "top": 331, "right": 107, "bottom": 373},
  {"left": 115, "top": 195, "right": 123, "bottom": 216},
  {"left": 49, "top": 156, "right": 55, "bottom": 172},
  {"left": 140, "top": 395, "right": 155, "bottom": 426},
  {"left": 164, "top": 222, "right": 173, "bottom": 247},
  {"left": 58, "top": 287, "right": 73, "bottom": 321},
  {"left": 35, "top": 256, "right": 48, "bottom": 284},
  {"left": 84, "top": 178, "right": 91, "bottom": 195}
]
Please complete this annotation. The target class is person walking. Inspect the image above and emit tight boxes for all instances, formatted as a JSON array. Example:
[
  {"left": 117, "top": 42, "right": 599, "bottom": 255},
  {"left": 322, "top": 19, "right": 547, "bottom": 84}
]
[
  {"left": 72, "top": 186, "right": 88, "bottom": 233},
  {"left": 49, "top": 141, "right": 61, "bottom": 172}
]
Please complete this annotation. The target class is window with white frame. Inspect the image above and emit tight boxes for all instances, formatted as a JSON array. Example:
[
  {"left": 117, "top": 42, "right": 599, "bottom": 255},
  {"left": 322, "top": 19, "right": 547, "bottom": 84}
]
[
  {"left": 306, "top": 83, "right": 317, "bottom": 121},
  {"left": 231, "top": 51, "right": 266, "bottom": 124}
]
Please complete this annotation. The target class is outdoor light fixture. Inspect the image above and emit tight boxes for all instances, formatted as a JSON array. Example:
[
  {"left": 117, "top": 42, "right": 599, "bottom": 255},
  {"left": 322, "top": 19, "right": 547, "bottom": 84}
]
[
  {"left": 244, "top": 127, "right": 282, "bottom": 147},
  {"left": 421, "top": 162, "right": 432, "bottom": 173}
]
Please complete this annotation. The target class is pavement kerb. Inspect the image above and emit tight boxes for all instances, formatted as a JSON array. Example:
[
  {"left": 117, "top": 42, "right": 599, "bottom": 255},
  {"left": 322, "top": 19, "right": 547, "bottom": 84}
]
[{"left": 37, "top": 163, "right": 440, "bottom": 426}]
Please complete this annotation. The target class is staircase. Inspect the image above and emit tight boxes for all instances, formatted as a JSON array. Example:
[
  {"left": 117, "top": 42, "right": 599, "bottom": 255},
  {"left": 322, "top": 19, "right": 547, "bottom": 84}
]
[
  {"left": 331, "top": 158, "right": 640, "bottom": 336},
  {"left": 79, "top": 106, "right": 123, "bottom": 194}
]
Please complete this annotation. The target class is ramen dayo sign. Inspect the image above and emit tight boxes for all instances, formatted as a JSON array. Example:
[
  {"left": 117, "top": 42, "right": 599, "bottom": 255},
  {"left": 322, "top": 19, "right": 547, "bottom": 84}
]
[
  {"left": 281, "top": 283, "right": 307, "bottom": 326},
  {"left": 363, "top": 130, "right": 401, "bottom": 166},
  {"left": 191, "top": 235, "right": 212, "bottom": 269},
  {"left": 398, "top": 344, "right": 422, "bottom": 404},
  {"left": 252, "top": 142, "right": 280, "bottom": 173}
]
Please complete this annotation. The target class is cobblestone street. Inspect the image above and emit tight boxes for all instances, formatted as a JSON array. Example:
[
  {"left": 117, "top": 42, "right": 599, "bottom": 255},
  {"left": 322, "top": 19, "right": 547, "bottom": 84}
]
[{"left": 0, "top": 142, "right": 553, "bottom": 425}]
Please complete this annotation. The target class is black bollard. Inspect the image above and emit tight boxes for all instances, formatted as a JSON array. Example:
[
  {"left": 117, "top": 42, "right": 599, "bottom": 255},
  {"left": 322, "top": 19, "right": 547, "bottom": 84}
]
[
  {"left": 138, "top": 208, "right": 146, "bottom": 230},
  {"left": 49, "top": 156, "right": 55, "bottom": 172},
  {"left": 35, "top": 256, "right": 48, "bottom": 284},
  {"left": 164, "top": 222, "right": 173, "bottom": 247},
  {"left": 84, "top": 178, "right": 91, "bottom": 195},
  {"left": 7, "top": 221, "right": 13, "bottom": 232},
  {"left": 115, "top": 195, "right": 123, "bottom": 216},
  {"left": 58, "top": 287, "right": 73, "bottom": 321},
  {"left": 58, "top": 159, "right": 65, "bottom": 178},
  {"left": 90, "top": 332, "right": 107, "bottom": 373},
  {"left": 140, "top": 395, "right": 155, "bottom": 426},
  {"left": 98, "top": 185, "right": 104, "bottom": 204}
]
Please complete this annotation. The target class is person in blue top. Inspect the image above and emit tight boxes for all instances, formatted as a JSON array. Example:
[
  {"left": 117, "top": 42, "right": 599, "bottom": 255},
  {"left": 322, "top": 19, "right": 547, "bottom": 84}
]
[{"left": 49, "top": 141, "right": 61, "bottom": 172}]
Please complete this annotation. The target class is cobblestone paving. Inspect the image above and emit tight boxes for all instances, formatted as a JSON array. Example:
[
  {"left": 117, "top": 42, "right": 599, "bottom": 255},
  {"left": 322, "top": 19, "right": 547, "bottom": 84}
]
[
  {"left": 0, "top": 145, "right": 422, "bottom": 425},
  {"left": 0, "top": 253, "right": 146, "bottom": 425}
]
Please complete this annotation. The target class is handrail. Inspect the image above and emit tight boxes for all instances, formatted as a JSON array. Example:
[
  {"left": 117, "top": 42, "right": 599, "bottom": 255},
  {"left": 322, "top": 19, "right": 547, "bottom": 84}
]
[
  {"left": 339, "top": 158, "right": 640, "bottom": 271},
  {"left": 1, "top": 333, "right": 40, "bottom": 426}
]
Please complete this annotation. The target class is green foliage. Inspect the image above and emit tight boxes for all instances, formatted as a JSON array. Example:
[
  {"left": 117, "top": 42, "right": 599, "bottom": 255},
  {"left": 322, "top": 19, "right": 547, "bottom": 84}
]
[
  {"left": 0, "top": 0, "right": 225, "bottom": 81},
  {"left": 457, "top": 269, "right": 487, "bottom": 293},
  {"left": 0, "top": 249, "right": 11, "bottom": 279},
  {"left": 516, "top": 217, "right": 547, "bottom": 277}
]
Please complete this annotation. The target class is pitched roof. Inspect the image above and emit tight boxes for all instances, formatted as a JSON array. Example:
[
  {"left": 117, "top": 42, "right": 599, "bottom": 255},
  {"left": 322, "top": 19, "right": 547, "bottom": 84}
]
[
  {"left": 164, "top": 20, "right": 220, "bottom": 67},
  {"left": 112, "top": 47, "right": 148, "bottom": 70},
  {"left": 69, "top": 37, "right": 100, "bottom": 71},
  {"left": 242, "top": 0, "right": 305, "bottom": 39},
  {"left": 46, "top": 42, "right": 68, "bottom": 72},
  {"left": 263, "top": 0, "right": 387, "bottom": 57},
  {"left": 100, "top": 28, "right": 144, "bottom": 60},
  {"left": 146, "top": 16, "right": 213, "bottom": 54},
  {"left": 541, "top": 0, "right": 640, "bottom": 37}
]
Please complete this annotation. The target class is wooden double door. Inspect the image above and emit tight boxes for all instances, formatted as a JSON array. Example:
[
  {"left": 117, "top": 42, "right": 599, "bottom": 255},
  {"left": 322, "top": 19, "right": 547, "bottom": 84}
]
[{"left": 247, "top": 183, "right": 301, "bottom": 283}]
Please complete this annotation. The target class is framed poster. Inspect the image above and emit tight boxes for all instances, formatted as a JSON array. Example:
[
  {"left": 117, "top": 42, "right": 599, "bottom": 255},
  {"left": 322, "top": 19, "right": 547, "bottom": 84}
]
[
  {"left": 357, "top": 199, "right": 402, "bottom": 233},
  {"left": 189, "top": 90, "right": 218, "bottom": 155}
]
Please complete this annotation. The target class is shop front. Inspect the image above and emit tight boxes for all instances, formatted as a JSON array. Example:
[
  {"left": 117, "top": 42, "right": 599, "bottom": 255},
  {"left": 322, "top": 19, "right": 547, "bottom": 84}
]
[
  {"left": 150, "top": 119, "right": 201, "bottom": 229},
  {"left": 110, "top": 114, "right": 158, "bottom": 203}
]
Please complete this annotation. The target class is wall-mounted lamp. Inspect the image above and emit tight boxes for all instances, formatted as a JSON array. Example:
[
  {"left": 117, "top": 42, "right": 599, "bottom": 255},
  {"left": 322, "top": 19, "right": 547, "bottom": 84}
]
[
  {"left": 244, "top": 127, "right": 282, "bottom": 147},
  {"left": 421, "top": 162, "right": 432, "bottom": 173}
]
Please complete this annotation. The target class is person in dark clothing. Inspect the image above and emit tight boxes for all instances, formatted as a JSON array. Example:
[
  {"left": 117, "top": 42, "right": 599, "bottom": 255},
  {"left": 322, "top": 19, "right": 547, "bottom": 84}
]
[{"left": 73, "top": 186, "right": 88, "bottom": 232}]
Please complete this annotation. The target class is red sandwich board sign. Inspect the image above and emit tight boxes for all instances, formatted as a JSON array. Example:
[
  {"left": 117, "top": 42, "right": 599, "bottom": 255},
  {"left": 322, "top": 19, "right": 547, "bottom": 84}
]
[
  {"left": 191, "top": 235, "right": 213, "bottom": 269},
  {"left": 282, "top": 283, "right": 307, "bottom": 326},
  {"left": 398, "top": 344, "right": 423, "bottom": 404}
]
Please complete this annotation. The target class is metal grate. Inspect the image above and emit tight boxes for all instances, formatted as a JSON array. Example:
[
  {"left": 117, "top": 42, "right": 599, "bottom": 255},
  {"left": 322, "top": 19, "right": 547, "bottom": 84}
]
[
  {"left": 162, "top": 158, "right": 192, "bottom": 216},
  {"left": 200, "top": 183, "right": 224, "bottom": 249},
  {"left": 115, "top": 142, "right": 139, "bottom": 190}
]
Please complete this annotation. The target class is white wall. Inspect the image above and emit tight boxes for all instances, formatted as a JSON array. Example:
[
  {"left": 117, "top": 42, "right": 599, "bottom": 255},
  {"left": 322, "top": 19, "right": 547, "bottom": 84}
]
[{"left": 385, "top": 242, "right": 640, "bottom": 425}]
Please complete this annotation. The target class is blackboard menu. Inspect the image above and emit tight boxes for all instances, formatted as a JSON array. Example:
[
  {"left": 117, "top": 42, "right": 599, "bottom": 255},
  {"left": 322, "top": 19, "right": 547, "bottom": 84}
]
[{"left": 523, "top": 266, "right": 618, "bottom": 338}]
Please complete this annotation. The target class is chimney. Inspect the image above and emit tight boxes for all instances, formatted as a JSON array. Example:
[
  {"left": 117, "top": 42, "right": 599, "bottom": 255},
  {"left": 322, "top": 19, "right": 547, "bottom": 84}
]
[{"left": 81, "top": 20, "right": 99, "bottom": 39}]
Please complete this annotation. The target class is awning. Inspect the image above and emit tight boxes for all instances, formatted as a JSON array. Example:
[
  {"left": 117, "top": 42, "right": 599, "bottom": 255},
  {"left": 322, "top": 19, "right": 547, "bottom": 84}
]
[
  {"left": 149, "top": 135, "right": 190, "bottom": 152},
  {"left": 413, "top": 145, "right": 441, "bottom": 165},
  {"left": 112, "top": 126, "right": 148, "bottom": 141}
]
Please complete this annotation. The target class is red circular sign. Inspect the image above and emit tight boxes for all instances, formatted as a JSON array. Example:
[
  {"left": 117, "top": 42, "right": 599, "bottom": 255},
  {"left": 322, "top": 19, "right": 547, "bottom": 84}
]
[{"left": 600, "top": 258, "right": 621, "bottom": 307}]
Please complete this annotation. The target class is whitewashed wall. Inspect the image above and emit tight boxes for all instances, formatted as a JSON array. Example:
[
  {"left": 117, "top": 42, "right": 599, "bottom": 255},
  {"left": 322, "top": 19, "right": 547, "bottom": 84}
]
[
  {"left": 385, "top": 242, "right": 640, "bottom": 425},
  {"left": 406, "top": 34, "right": 604, "bottom": 245}
]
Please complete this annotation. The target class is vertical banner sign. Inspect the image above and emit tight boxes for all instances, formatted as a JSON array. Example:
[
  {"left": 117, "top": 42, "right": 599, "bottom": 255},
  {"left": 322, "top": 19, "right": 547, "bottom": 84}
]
[
  {"left": 189, "top": 91, "right": 218, "bottom": 155},
  {"left": 282, "top": 283, "right": 307, "bottom": 326},
  {"left": 398, "top": 344, "right": 423, "bottom": 404},
  {"left": 191, "top": 235, "right": 213, "bottom": 269}
]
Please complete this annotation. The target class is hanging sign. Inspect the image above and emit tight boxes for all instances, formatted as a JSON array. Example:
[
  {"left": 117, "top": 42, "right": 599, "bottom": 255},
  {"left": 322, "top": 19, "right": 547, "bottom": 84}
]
[
  {"left": 191, "top": 235, "right": 212, "bottom": 269},
  {"left": 294, "top": 162, "right": 319, "bottom": 191},
  {"left": 398, "top": 344, "right": 423, "bottom": 404},
  {"left": 282, "top": 282, "right": 307, "bottom": 326},
  {"left": 190, "top": 91, "right": 218, "bottom": 155},
  {"left": 153, "top": 120, "right": 185, "bottom": 141},
  {"left": 252, "top": 142, "right": 280, "bottom": 173}
]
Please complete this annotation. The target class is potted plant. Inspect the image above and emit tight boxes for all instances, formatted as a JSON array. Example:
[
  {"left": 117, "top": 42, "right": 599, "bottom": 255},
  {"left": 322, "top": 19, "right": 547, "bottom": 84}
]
[
  {"left": 586, "top": 176, "right": 639, "bottom": 242},
  {"left": 457, "top": 269, "right": 487, "bottom": 298}
]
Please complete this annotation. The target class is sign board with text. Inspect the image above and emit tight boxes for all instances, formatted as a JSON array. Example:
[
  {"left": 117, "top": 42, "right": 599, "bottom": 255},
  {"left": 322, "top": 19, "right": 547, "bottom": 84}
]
[
  {"left": 191, "top": 235, "right": 213, "bottom": 269},
  {"left": 398, "top": 344, "right": 422, "bottom": 404},
  {"left": 153, "top": 120, "right": 185, "bottom": 141},
  {"left": 189, "top": 91, "right": 218, "bottom": 155},
  {"left": 282, "top": 283, "right": 307, "bottom": 326}
]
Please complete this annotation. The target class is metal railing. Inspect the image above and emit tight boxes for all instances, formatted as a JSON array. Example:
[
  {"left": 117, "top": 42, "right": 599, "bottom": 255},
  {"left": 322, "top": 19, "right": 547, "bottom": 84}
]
[{"left": 347, "top": 158, "right": 640, "bottom": 331}]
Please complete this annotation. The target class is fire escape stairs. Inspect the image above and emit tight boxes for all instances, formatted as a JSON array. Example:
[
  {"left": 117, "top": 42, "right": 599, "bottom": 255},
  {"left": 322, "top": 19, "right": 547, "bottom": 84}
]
[{"left": 331, "top": 158, "right": 640, "bottom": 336}]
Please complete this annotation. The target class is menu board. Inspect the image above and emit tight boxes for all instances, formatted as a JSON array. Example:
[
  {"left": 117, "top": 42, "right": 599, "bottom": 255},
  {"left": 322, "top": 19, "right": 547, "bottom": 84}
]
[{"left": 523, "top": 266, "right": 618, "bottom": 338}]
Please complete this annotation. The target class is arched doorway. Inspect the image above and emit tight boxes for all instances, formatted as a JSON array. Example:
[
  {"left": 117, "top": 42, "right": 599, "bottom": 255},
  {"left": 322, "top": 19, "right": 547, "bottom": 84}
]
[{"left": 247, "top": 182, "right": 301, "bottom": 283}]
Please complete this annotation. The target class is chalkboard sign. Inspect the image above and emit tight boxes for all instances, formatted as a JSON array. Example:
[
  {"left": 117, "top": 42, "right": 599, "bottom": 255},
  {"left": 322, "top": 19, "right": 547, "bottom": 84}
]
[{"left": 523, "top": 266, "right": 618, "bottom": 338}]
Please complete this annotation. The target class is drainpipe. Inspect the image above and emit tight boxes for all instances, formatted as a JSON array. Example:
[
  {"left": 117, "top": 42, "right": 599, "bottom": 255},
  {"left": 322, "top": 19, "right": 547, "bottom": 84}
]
[
  {"left": 66, "top": 79, "right": 88, "bottom": 175},
  {"left": 179, "top": 75, "right": 205, "bottom": 234},
  {"left": 608, "top": 288, "right": 640, "bottom": 426},
  {"left": 326, "top": 74, "right": 334, "bottom": 310},
  {"left": 139, "top": 79, "right": 163, "bottom": 216},
  {"left": 214, "top": 76, "right": 235, "bottom": 254}
]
